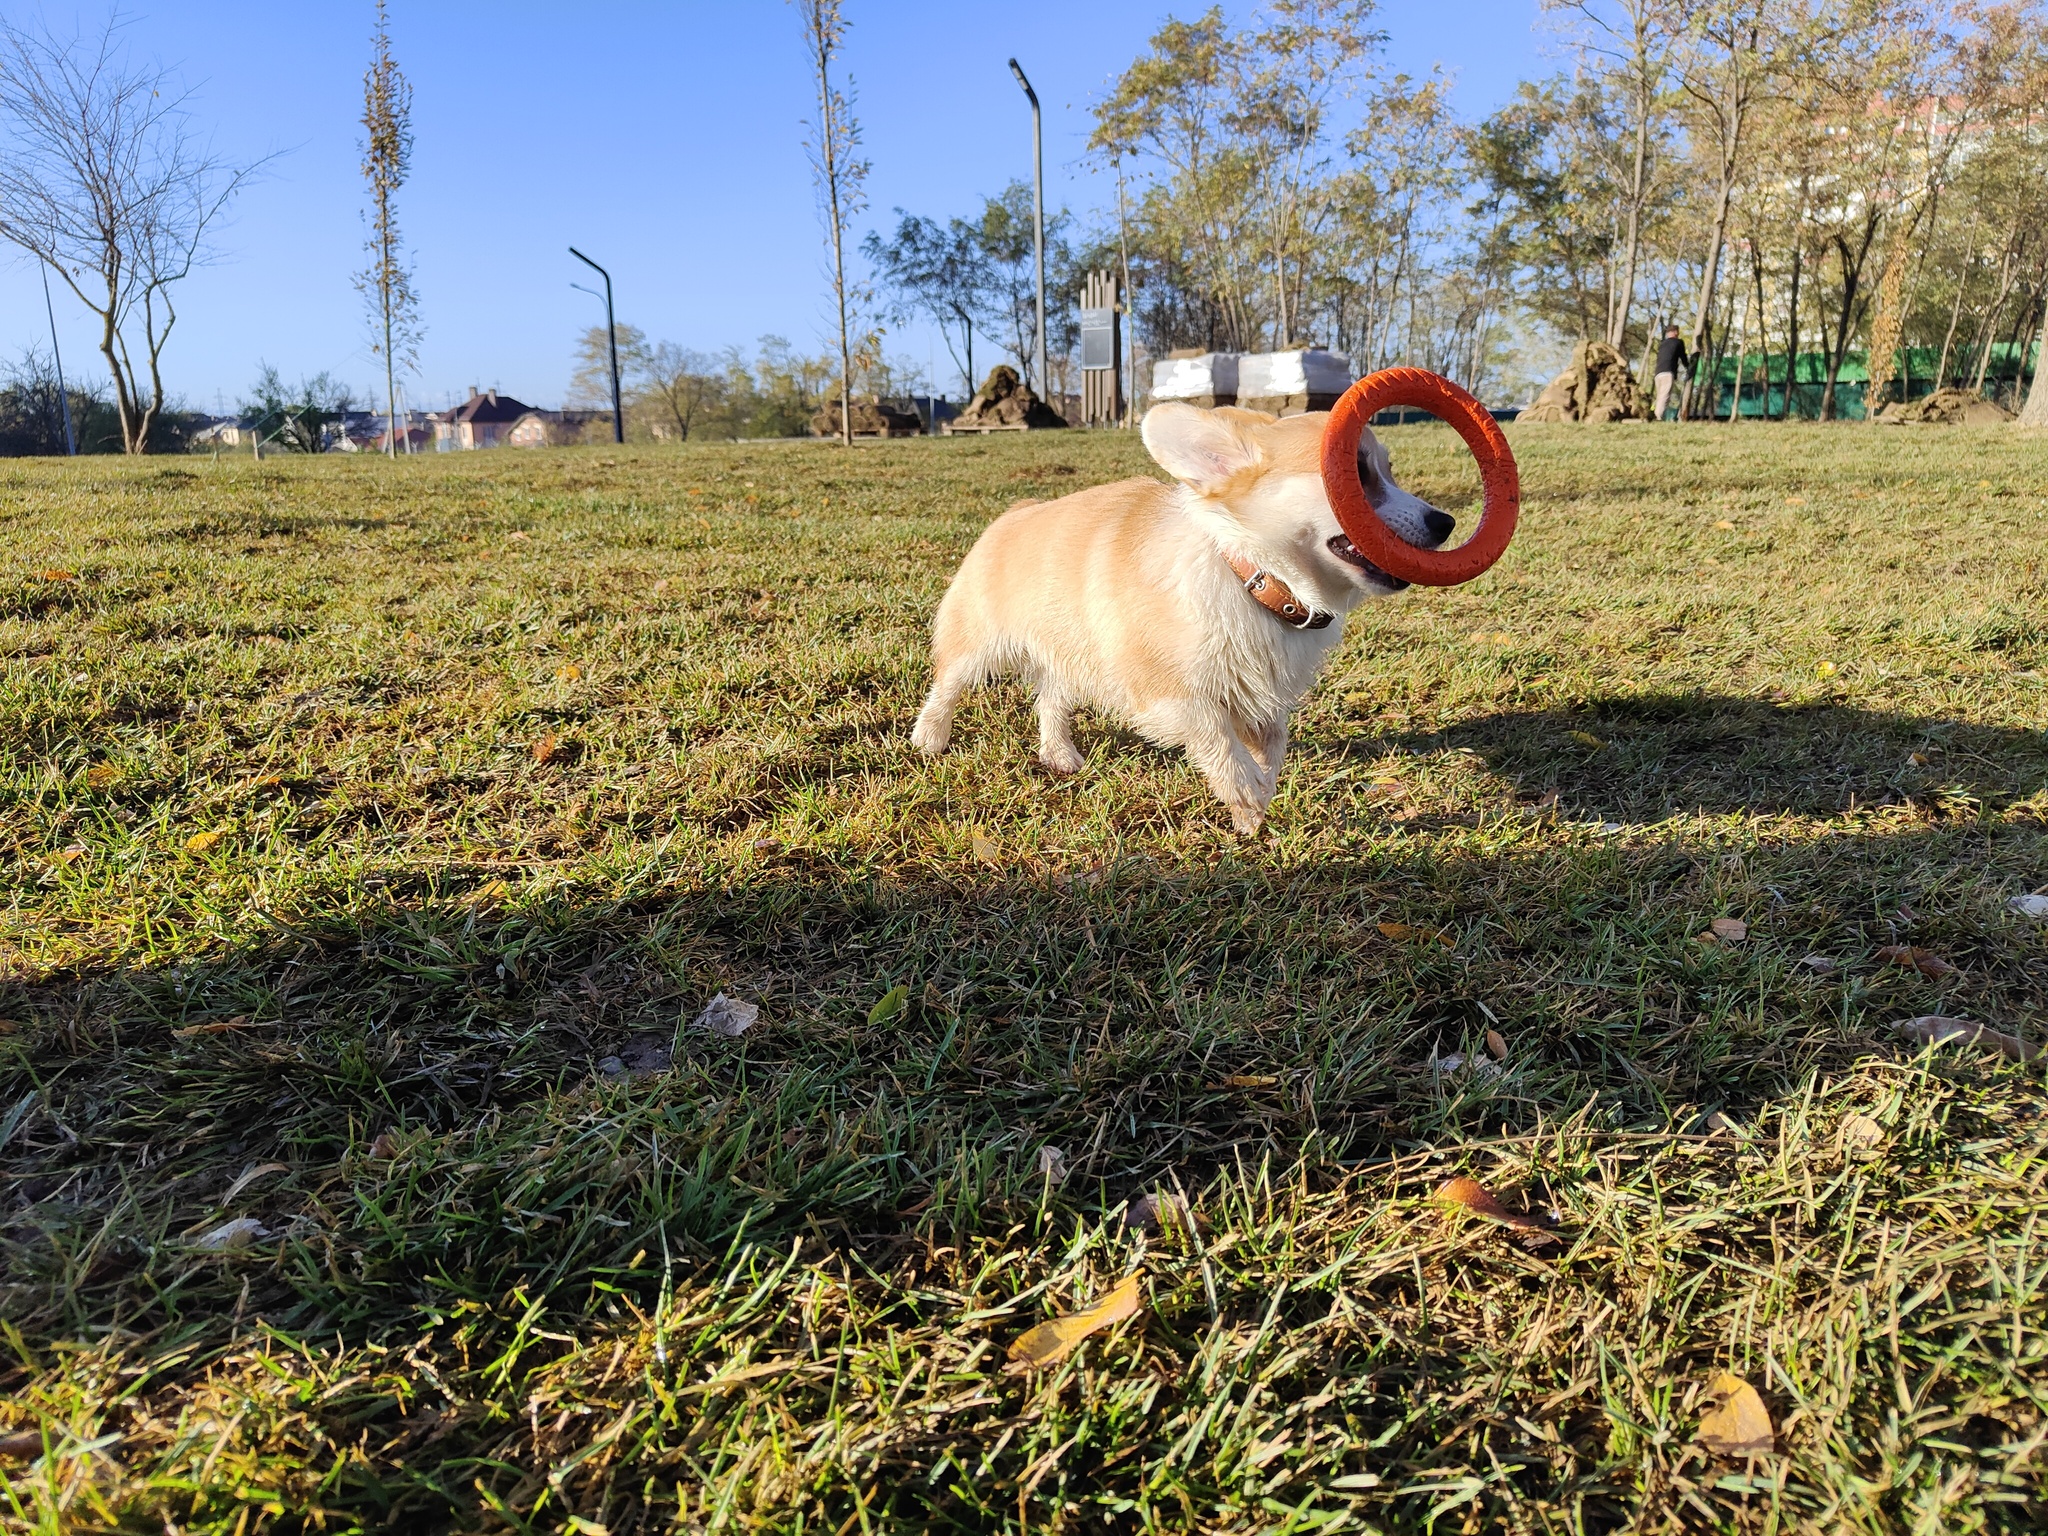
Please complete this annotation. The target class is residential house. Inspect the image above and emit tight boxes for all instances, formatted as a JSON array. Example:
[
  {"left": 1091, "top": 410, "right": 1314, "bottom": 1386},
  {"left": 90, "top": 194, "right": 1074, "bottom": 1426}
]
[{"left": 433, "top": 388, "right": 536, "bottom": 450}]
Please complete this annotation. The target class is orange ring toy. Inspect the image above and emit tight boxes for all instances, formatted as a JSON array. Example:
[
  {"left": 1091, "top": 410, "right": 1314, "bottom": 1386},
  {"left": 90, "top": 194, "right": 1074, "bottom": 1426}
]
[{"left": 1320, "top": 367, "right": 1519, "bottom": 587}]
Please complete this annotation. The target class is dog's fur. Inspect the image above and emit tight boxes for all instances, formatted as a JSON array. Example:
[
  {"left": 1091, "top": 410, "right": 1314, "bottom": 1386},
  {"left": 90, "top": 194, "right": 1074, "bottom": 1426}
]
[{"left": 911, "top": 402, "right": 1453, "bottom": 832}]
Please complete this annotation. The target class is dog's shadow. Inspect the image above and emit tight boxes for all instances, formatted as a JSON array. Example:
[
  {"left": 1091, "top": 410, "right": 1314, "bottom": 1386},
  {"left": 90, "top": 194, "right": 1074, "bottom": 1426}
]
[{"left": 1323, "top": 692, "right": 2048, "bottom": 822}]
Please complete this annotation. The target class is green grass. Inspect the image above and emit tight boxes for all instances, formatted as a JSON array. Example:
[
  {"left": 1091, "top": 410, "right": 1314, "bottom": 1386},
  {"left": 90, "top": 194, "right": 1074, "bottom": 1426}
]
[{"left": 2, "top": 423, "right": 2046, "bottom": 1534}]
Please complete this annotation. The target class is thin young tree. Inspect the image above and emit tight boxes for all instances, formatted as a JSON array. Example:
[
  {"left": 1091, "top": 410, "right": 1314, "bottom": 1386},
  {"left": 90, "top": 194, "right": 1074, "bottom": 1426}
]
[
  {"left": 356, "top": 1, "right": 421, "bottom": 458},
  {"left": 0, "top": 16, "right": 258, "bottom": 453},
  {"left": 797, "top": 0, "right": 868, "bottom": 446}
]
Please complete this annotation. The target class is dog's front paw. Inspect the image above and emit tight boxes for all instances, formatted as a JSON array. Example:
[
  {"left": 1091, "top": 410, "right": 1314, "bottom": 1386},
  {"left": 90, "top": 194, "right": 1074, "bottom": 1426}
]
[
  {"left": 1039, "top": 742, "right": 1085, "bottom": 775},
  {"left": 1229, "top": 803, "right": 1266, "bottom": 836},
  {"left": 910, "top": 715, "right": 950, "bottom": 756}
]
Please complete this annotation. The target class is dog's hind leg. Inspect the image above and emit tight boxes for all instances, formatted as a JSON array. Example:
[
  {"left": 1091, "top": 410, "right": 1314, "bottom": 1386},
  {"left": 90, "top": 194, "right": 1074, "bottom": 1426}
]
[
  {"left": 1035, "top": 680, "right": 1084, "bottom": 775},
  {"left": 911, "top": 646, "right": 984, "bottom": 756}
]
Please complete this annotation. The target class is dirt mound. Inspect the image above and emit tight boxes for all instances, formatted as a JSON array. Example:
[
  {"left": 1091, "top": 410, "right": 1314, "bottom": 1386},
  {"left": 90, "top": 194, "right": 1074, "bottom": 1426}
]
[
  {"left": 1517, "top": 342, "right": 1645, "bottom": 423},
  {"left": 1874, "top": 388, "right": 2013, "bottom": 425},
  {"left": 809, "top": 395, "right": 924, "bottom": 438},
  {"left": 945, "top": 365, "right": 1066, "bottom": 432}
]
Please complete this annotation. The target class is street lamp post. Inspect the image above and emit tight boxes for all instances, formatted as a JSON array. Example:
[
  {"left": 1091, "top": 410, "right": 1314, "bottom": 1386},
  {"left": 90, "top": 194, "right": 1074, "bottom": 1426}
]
[
  {"left": 568, "top": 246, "right": 624, "bottom": 444},
  {"left": 1007, "top": 58, "right": 1047, "bottom": 401}
]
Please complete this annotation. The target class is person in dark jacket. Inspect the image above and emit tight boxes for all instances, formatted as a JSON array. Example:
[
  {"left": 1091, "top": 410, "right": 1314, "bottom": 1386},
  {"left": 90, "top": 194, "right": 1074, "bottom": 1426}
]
[{"left": 1653, "top": 326, "right": 1688, "bottom": 420}]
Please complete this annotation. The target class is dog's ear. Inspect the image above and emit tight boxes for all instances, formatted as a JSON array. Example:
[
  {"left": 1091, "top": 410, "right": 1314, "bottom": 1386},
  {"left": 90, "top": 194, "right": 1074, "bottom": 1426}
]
[{"left": 1142, "top": 404, "right": 1260, "bottom": 496}]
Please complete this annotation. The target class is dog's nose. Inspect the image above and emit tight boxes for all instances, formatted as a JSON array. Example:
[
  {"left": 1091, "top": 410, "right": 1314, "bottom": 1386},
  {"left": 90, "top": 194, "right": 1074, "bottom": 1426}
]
[{"left": 1423, "top": 508, "right": 1456, "bottom": 544}]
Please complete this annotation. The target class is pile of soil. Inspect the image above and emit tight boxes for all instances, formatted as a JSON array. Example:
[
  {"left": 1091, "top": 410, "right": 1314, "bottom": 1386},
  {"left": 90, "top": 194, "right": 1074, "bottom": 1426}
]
[
  {"left": 945, "top": 365, "right": 1066, "bottom": 431},
  {"left": 809, "top": 396, "right": 924, "bottom": 438},
  {"left": 1517, "top": 342, "right": 1645, "bottom": 423},
  {"left": 1874, "top": 388, "right": 2013, "bottom": 425}
]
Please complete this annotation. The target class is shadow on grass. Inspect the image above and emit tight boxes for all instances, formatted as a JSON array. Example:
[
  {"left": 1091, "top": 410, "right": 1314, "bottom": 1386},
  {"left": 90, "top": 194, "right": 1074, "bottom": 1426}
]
[{"left": 1395, "top": 690, "right": 2048, "bottom": 822}]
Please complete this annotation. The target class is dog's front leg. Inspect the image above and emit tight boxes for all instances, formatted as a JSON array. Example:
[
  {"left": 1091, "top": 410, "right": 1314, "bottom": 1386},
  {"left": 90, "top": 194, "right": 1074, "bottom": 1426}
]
[
  {"left": 1184, "top": 710, "right": 1275, "bottom": 835},
  {"left": 1249, "top": 717, "right": 1289, "bottom": 797}
]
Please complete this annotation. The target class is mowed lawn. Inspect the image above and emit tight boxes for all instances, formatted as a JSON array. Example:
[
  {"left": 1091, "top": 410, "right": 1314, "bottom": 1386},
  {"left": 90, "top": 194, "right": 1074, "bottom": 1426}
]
[{"left": 3, "top": 422, "right": 2046, "bottom": 1535}]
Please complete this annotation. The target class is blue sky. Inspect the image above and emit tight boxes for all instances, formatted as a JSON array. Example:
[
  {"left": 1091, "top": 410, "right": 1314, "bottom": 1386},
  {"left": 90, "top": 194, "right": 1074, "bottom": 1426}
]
[{"left": 0, "top": 1, "right": 1549, "bottom": 413}]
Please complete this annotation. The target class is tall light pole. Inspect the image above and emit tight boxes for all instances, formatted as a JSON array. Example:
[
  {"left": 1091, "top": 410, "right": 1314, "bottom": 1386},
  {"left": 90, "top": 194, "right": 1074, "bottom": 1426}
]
[
  {"left": 569, "top": 246, "right": 624, "bottom": 444},
  {"left": 1008, "top": 58, "right": 1047, "bottom": 399},
  {"left": 39, "top": 262, "right": 75, "bottom": 455}
]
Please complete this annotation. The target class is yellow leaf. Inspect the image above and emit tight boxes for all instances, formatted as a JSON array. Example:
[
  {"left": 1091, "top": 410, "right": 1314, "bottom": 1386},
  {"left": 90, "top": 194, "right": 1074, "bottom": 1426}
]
[
  {"left": 1839, "top": 1112, "right": 1885, "bottom": 1158},
  {"left": 1006, "top": 1273, "right": 1144, "bottom": 1373},
  {"left": 185, "top": 830, "right": 224, "bottom": 854},
  {"left": 507, "top": 530, "right": 531, "bottom": 542},
  {"left": 1492, "top": 631, "right": 1512, "bottom": 644},
  {"left": 1214, "top": 1073, "right": 1279, "bottom": 1089},
  {"left": 172, "top": 1015, "right": 254, "bottom": 1037},
  {"left": 85, "top": 763, "right": 120, "bottom": 789},
  {"left": 867, "top": 984, "right": 909, "bottom": 1027},
  {"left": 51, "top": 844, "right": 86, "bottom": 865},
  {"left": 402, "top": 629, "right": 424, "bottom": 646},
  {"left": 1906, "top": 751, "right": 1930, "bottom": 766},
  {"left": 532, "top": 733, "right": 559, "bottom": 766},
  {"left": 1567, "top": 730, "right": 1606, "bottom": 750},
  {"left": 1378, "top": 921, "right": 1452, "bottom": 948},
  {"left": 1714, "top": 519, "right": 1736, "bottom": 530},
  {"left": 1710, "top": 917, "right": 1748, "bottom": 942},
  {"left": 1815, "top": 660, "right": 1836, "bottom": 677},
  {"left": 556, "top": 663, "right": 583, "bottom": 682},
  {"left": 1784, "top": 495, "right": 1806, "bottom": 506},
  {"left": 1977, "top": 479, "right": 1992, "bottom": 489},
  {"left": 38, "top": 568, "right": 77, "bottom": 582},
  {"left": 1437, "top": 1176, "right": 1559, "bottom": 1246},
  {"left": 971, "top": 830, "right": 998, "bottom": 865},
  {"left": 1697, "top": 1372, "right": 1774, "bottom": 1456}
]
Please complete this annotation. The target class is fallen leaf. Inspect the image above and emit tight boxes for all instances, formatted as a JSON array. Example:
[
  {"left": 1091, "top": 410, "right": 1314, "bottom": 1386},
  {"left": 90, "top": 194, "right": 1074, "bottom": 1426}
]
[
  {"left": 0, "top": 1431, "right": 41, "bottom": 1462},
  {"left": 750, "top": 837, "right": 782, "bottom": 855},
  {"left": 402, "top": 629, "right": 424, "bottom": 646},
  {"left": 1703, "top": 1110, "right": 1744, "bottom": 1136},
  {"left": 369, "top": 1131, "right": 401, "bottom": 1159},
  {"left": 1492, "top": 631, "right": 1512, "bottom": 644},
  {"left": 1710, "top": 917, "right": 1748, "bottom": 942},
  {"left": 193, "top": 1217, "right": 270, "bottom": 1251},
  {"left": 1877, "top": 944, "right": 1958, "bottom": 979},
  {"left": 867, "top": 984, "right": 909, "bottom": 1027},
  {"left": 1037, "top": 1146, "right": 1068, "bottom": 1183},
  {"left": 971, "top": 829, "right": 998, "bottom": 865},
  {"left": 1437, "top": 1176, "right": 1559, "bottom": 1246},
  {"left": 1006, "top": 1273, "right": 1144, "bottom": 1373},
  {"left": 1815, "top": 659, "right": 1837, "bottom": 677},
  {"left": 531, "top": 733, "right": 559, "bottom": 765},
  {"left": 693, "top": 992, "right": 759, "bottom": 1038},
  {"left": 507, "top": 530, "right": 531, "bottom": 542},
  {"left": 38, "top": 568, "right": 76, "bottom": 581},
  {"left": 1214, "top": 1073, "right": 1280, "bottom": 1089},
  {"left": 1484, "top": 1029, "right": 1508, "bottom": 1061},
  {"left": 0, "top": 1019, "right": 18, "bottom": 1034},
  {"left": 1124, "top": 1191, "right": 1187, "bottom": 1236},
  {"left": 51, "top": 844, "right": 85, "bottom": 865},
  {"left": 1977, "top": 479, "right": 1992, "bottom": 489},
  {"left": 1893, "top": 1014, "right": 2038, "bottom": 1062},
  {"left": 184, "top": 829, "right": 225, "bottom": 854},
  {"left": 1798, "top": 954, "right": 1839, "bottom": 975},
  {"left": 1378, "top": 921, "right": 1452, "bottom": 948},
  {"left": 1784, "top": 495, "right": 1807, "bottom": 506},
  {"left": 1838, "top": 1113, "right": 1885, "bottom": 1159},
  {"left": 2008, "top": 894, "right": 2048, "bottom": 920},
  {"left": 222, "top": 1161, "right": 290, "bottom": 1203},
  {"left": 1714, "top": 518, "right": 1736, "bottom": 530},
  {"left": 240, "top": 773, "right": 283, "bottom": 792},
  {"left": 1567, "top": 730, "right": 1606, "bottom": 750},
  {"left": 172, "top": 1015, "right": 255, "bottom": 1037},
  {"left": 555, "top": 663, "right": 583, "bottom": 682},
  {"left": 1697, "top": 1372, "right": 1775, "bottom": 1456},
  {"left": 85, "top": 763, "right": 120, "bottom": 789},
  {"left": 1905, "top": 751, "right": 1931, "bottom": 767}
]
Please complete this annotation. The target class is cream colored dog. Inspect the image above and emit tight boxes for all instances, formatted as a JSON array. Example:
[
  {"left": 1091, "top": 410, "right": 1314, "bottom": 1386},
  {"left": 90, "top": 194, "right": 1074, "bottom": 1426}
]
[{"left": 911, "top": 403, "right": 1454, "bottom": 832}]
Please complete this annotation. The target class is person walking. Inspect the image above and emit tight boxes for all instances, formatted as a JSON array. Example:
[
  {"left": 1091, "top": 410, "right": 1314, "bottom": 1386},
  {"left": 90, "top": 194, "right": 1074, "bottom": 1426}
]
[{"left": 1652, "top": 325, "right": 1688, "bottom": 421}]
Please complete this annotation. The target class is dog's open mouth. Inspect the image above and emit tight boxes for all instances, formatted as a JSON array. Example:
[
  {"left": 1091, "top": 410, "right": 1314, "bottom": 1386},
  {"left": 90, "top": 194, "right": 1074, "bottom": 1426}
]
[{"left": 1327, "top": 534, "right": 1410, "bottom": 590}]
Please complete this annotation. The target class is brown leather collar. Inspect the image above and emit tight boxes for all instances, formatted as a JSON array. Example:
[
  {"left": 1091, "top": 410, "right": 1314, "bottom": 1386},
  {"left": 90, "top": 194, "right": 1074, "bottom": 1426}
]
[{"left": 1224, "top": 551, "right": 1332, "bottom": 630}]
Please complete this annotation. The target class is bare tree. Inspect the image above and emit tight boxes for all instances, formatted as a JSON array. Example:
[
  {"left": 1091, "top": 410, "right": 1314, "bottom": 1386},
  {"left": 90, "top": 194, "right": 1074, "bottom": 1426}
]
[
  {"left": 356, "top": 0, "right": 421, "bottom": 459},
  {"left": 796, "top": 0, "right": 869, "bottom": 447},
  {"left": 1546, "top": 0, "right": 1692, "bottom": 350},
  {"left": 0, "top": 16, "right": 257, "bottom": 453}
]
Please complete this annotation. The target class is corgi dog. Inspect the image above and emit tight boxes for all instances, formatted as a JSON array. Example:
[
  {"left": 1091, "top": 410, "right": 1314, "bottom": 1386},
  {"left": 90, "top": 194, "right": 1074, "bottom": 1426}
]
[{"left": 911, "top": 403, "right": 1454, "bottom": 832}]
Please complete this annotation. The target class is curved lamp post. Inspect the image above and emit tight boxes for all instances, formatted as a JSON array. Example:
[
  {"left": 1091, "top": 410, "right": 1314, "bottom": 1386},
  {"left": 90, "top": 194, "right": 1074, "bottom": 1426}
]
[
  {"left": 1007, "top": 58, "right": 1047, "bottom": 399},
  {"left": 569, "top": 246, "right": 624, "bottom": 444}
]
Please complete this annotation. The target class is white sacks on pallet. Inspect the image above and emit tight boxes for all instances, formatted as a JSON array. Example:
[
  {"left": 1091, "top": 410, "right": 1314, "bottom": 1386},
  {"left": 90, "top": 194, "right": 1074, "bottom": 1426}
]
[
  {"left": 1149, "top": 349, "right": 1355, "bottom": 416},
  {"left": 1237, "top": 350, "right": 1355, "bottom": 416},
  {"left": 1150, "top": 352, "right": 1240, "bottom": 409}
]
